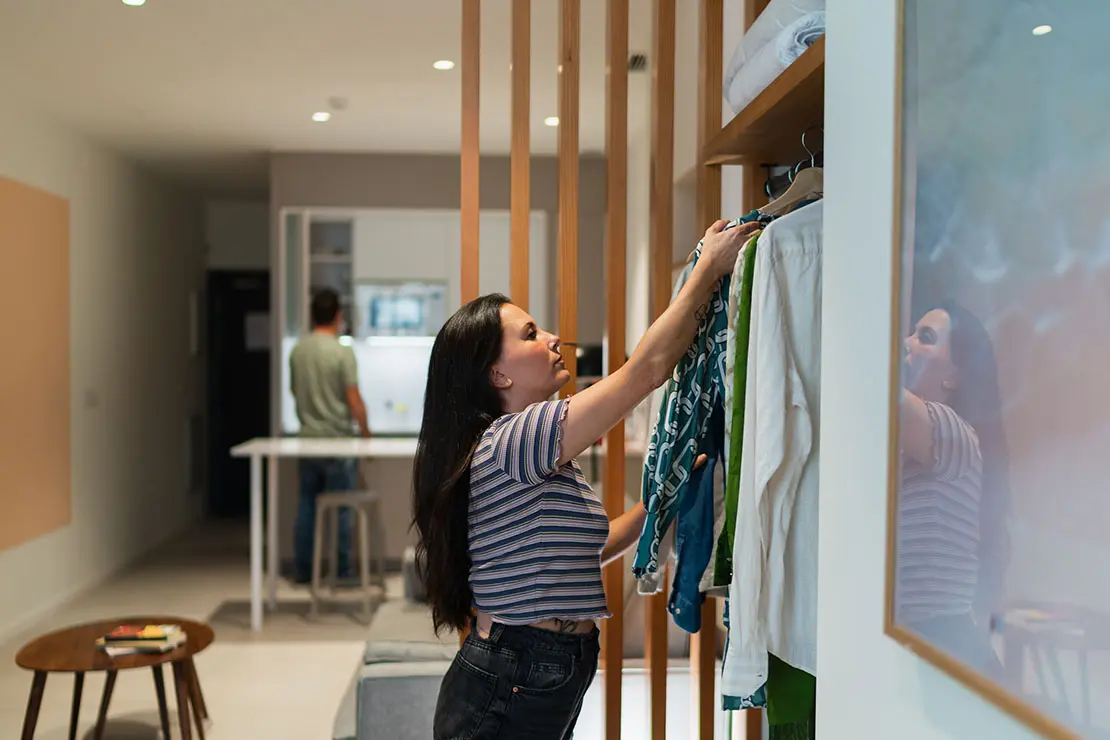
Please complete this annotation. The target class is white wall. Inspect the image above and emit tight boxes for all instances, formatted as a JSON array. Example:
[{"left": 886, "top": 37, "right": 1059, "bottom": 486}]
[
  {"left": 351, "top": 208, "right": 549, "bottom": 329},
  {"left": 625, "top": 125, "right": 652, "bottom": 356},
  {"left": 816, "top": 1, "right": 1038, "bottom": 737},
  {"left": 205, "top": 199, "right": 269, "bottom": 271},
  {"left": 0, "top": 98, "right": 205, "bottom": 639}
]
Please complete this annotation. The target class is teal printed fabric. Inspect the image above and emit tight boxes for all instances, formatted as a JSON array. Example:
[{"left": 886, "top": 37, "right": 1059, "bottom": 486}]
[{"left": 633, "top": 212, "right": 762, "bottom": 582}]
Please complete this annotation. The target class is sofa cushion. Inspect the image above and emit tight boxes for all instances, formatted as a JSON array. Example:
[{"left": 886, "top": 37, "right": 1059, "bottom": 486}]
[
  {"left": 363, "top": 640, "right": 457, "bottom": 666},
  {"left": 355, "top": 661, "right": 454, "bottom": 740}
]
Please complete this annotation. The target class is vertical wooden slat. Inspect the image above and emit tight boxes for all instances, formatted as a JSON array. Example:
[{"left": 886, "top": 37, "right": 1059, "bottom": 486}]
[
  {"left": 647, "top": 1, "right": 676, "bottom": 739},
  {"left": 460, "top": 0, "right": 481, "bottom": 306},
  {"left": 649, "top": 0, "right": 676, "bottom": 323},
  {"left": 691, "top": 1, "right": 724, "bottom": 738},
  {"left": 458, "top": 0, "right": 481, "bottom": 649},
  {"left": 696, "top": 0, "right": 724, "bottom": 233},
  {"left": 742, "top": 162, "right": 769, "bottom": 213},
  {"left": 557, "top": 0, "right": 580, "bottom": 397},
  {"left": 602, "top": 1, "right": 629, "bottom": 738},
  {"left": 741, "top": 0, "right": 771, "bottom": 215},
  {"left": 510, "top": 0, "right": 531, "bottom": 310},
  {"left": 714, "top": 0, "right": 768, "bottom": 727}
]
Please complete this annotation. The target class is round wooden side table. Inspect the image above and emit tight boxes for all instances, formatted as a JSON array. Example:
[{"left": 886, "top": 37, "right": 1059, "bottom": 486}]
[{"left": 15, "top": 615, "right": 215, "bottom": 740}]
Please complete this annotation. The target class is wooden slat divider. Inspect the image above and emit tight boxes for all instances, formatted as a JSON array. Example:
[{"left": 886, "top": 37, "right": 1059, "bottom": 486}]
[
  {"left": 557, "top": 0, "right": 581, "bottom": 397},
  {"left": 458, "top": 0, "right": 481, "bottom": 649},
  {"left": 461, "top": 0, "right": 481, "bottom": 307},
  {"left": 510, "top": 0, "right": 531, "bottom": 310},
  {"left": 690, "top": 0, "right": 724, "bottom": 736},
  {"left": 649, "top": 0, "right": 677, "bottom": 324},
  {"left": 646, "top": 1, "right": 676, "bottom": 738},
  {"left": 721, "top": 2, "right": 771, "bottom": 732},
  {"left": 602, "top": 0, "right": 629, "bottom": 738}
]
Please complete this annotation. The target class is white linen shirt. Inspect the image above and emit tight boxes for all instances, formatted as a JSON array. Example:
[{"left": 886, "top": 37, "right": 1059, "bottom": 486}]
[{"left": 721, "top": 200, "right": 823, "bottom": 698}]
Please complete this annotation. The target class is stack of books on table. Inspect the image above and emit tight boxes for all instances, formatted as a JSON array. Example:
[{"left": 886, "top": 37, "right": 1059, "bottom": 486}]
[{"left": 96, "top": 624, "right": 187, "bottom": 657}]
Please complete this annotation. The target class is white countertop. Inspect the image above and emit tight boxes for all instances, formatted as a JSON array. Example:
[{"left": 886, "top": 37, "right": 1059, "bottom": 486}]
[
  {"left": 231, "top": 436, "right": 645, "bottom": 458},
  {"left": 230, "top": 436, "right": 416, "bottom": 458}
]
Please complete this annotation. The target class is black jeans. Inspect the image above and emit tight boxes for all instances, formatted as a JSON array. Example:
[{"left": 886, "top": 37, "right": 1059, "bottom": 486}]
[{"left": 433, "top": 622, "right": 600, "bottom": 740}]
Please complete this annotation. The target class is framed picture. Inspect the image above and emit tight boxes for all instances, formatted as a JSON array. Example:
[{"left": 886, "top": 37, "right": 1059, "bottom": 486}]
[
  {"left": 884, "top": 1, "right": 1110, "bottom": 737},
  {"left": 351, "top": 280, "right": 447, "bottom": 339}
]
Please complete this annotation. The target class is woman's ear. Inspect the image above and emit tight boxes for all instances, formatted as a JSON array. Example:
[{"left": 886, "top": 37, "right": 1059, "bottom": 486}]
[{"left": 490, "top": 368, "right": 513, "bottom": 390}]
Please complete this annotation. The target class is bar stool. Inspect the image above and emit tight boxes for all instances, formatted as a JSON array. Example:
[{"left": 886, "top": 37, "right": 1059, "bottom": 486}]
[{"left": 310, "top": 481, "right": 386, "bottom": 621}]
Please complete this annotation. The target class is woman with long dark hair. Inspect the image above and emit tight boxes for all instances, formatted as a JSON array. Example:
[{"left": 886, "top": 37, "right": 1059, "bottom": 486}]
[
  {"left": 898, "top": 300, "right": 1011, "bottom": 670},
  {"left": 414, "top": 219, "right": 758, "bottom": 739}
]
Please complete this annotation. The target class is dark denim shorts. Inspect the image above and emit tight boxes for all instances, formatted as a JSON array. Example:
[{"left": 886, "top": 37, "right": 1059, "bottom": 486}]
[{"left": 432, "top": 621, "right": 600, "bottom": 740}]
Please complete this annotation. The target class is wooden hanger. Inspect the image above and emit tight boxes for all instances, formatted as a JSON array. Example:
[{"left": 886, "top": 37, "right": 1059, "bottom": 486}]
[
  {"left": 762, "top": 125, "right": 824, "bottom": 217},
  {"left": 760, "top": 166, "right": 823, "bottom": 217}
]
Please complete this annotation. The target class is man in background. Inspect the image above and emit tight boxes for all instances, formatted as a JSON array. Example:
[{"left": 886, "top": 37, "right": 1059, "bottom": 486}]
[{"left": 290, "top": 289, "right": 370, "bottom": 584}]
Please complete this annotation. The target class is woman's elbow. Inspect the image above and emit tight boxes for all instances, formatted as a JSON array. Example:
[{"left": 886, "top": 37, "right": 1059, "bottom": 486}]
[{"left": 630, "top": 357, "right": 670, "bottom": 394}]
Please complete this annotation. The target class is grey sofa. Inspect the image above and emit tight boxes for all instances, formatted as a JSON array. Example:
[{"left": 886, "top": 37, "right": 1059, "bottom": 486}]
[{"left": 333, "top": 641, "right": 455, "bottom": 740}]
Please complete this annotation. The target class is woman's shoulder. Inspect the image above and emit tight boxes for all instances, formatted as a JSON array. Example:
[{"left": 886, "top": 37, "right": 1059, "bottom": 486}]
[
  {"left": 923, "top": 400, "right": 978, "bottom": 441},
  {"left": 474, "top": 399, "right": 571, "bottom": 483},
  {"left": 484, "top": 399, "right": 568, "bottom": 436}
]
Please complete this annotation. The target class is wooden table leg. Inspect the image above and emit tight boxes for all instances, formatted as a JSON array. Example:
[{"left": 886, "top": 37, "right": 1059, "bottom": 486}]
[
  {"left": 21, "top": 671, "right": 47, "bottom": 740},
  {"left": 152, "top": 665, "right": 171, "bottom": 740},
  {"left": 186, "top": 658, "right": 209, "bottom": 719},
  {"left": 69, "top": 672, "right": 85, "bottom": 740},
  {"left": 186, "top": 668, "right": 206, "bottom": 739},
  {"left": 93, "top": 670, "right": 117, "bottom": 740},
  {"left": 172, "top": 662, "right": 193, "bottom": 740}
]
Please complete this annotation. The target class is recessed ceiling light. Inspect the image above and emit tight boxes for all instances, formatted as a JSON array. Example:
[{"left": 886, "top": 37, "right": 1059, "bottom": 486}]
[
  {"left": 1032, "top": 24, "right": 1052, "bottom": 36},
  {"left": 122, "top": 0, "right": 146, "bottom": 6},
  {"left": 312, "top": 111, "right": 332, "bottom": 123},
  {"left": 433, "top": 60, "right": 456, "bottom": 71},
  {"left": 544, "top": 116, "right": 559, "bottom": 127}
]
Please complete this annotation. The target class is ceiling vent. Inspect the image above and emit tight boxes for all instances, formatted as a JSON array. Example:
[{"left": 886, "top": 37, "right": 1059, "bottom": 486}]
[{"left": 628, "top": 54, "right": 648, "bottom": 72}]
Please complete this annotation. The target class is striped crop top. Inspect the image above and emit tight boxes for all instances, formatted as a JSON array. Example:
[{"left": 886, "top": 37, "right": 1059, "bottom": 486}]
[
  {"left": 896, "top": 401, "right": 983, "bottom": 623},
  {"left": 468, "top": 399, "right": 612, "bottom": 625}
]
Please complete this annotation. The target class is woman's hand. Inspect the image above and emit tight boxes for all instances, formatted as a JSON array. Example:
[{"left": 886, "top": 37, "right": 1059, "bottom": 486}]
[{"left": 700, "top": 220, "right": 761, "bottom": 280}]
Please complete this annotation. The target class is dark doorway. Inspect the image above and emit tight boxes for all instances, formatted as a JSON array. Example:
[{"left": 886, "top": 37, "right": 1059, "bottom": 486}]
[{"left": 206, "top": 270, "right": 271, "bottom": 518}]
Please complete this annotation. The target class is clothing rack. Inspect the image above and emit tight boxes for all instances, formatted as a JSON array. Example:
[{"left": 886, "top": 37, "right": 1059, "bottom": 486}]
[
  {"left": 456, "top": 0, "right": 824, "bottom": 738},
  {"left": 700, "top": 1, "right": 825, "bottom": 737}
]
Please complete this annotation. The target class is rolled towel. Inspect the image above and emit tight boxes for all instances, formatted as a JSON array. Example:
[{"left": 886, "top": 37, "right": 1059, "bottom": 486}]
[
  {"left": 724, "top": 10, "right": 826, "bottom": 116},
  {"left": 725, "top": 0, "right": 824, "bottom": 84}
]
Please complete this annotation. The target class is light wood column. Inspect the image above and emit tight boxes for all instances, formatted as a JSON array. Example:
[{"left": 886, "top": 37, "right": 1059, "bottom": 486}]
[
  {"left": 602, "top": 1, "right": 629, "bottom": 738},
  {"left": 511, "top": 0, "right": 531, "bottom": 309},
  {"left": 741, "top": 0, "right": 772, "bottom": 214},
  {"left": 647, "top": 1, "right": 676, "bottom": 739},
  {"left": 557, "top": 0, "right": 581, "bottom": 396},
  {"left": 461, "top": 0, "right": 481, "bottom": 306},
  {"left": 458, "top": 0, "right": 481, "bottom": 648},
  {"left": 691, "top": 0, "right": 724, "bottom": 738}
]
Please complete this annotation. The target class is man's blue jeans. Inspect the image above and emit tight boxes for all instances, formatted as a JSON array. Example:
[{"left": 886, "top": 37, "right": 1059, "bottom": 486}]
[{"left": 293, "top": 457, "right": 357, "bottom": 582}]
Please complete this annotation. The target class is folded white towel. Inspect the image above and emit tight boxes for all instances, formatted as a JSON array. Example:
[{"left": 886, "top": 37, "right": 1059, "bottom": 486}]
[
  {"left": 724, "top": 10, "right": 826, "bottom": 116},
  {"left": 725, "top": 0, "right": 825, "bottom": 87}
]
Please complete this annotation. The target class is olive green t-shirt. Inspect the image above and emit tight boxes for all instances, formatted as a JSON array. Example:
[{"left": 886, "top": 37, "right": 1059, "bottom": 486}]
[{"left": 289, "top": 332, "right": 359, "bottom": 437}]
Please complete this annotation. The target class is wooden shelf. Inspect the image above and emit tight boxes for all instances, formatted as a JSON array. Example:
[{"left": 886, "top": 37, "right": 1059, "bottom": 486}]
[{"left": 702, "top": 35, "right": 825, "bottom": 167}]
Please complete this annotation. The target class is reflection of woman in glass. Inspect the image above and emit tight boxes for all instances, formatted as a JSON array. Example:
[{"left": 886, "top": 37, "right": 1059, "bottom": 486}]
[{"left": 898, "top": 300, "right": 1011, "bottom": 671}]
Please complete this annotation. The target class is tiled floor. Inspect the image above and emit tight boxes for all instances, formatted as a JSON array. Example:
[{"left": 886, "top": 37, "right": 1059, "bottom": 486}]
[{"left": 0, "top": 521, "right": 733, "bottom": 739}]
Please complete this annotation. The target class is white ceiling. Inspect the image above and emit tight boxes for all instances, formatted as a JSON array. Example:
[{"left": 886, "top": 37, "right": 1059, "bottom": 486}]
[{"left": 0, "top": 0, "right": 655, "bottom": 195}]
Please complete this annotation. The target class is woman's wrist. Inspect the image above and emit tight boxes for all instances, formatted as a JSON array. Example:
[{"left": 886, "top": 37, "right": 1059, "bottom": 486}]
[{"left": 678, "top": 262, "right": 718, "bottom": 313}]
